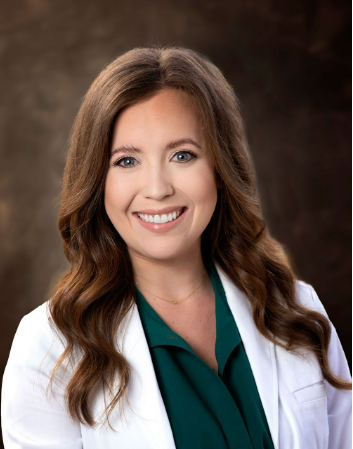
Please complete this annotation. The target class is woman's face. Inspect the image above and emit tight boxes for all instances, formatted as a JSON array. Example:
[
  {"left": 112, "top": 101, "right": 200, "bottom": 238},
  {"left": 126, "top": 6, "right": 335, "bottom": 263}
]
[{"left": 104, "top": 88, "right": 219, "bottom": 264}]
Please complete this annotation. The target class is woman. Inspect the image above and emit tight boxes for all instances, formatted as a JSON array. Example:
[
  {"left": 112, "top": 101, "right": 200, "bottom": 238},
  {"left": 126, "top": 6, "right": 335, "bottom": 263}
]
[{"left": 2, "top": 45, "right": 351, "bottom": 449}]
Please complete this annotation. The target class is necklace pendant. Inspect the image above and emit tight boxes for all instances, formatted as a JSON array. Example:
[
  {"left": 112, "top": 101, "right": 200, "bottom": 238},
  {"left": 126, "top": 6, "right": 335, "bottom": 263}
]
[{"left": 172, "top": 300, "right": 178, "bottom": 304}]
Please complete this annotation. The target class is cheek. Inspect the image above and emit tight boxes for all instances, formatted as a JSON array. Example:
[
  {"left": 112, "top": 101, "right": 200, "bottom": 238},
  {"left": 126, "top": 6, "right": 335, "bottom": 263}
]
[
  {"left": 184, "top": 164, "right": 218, "bottom": 204},
  {"left": 104, "top": 177, "right": 114, "bottom": 210},
  {"left": 104, "top": 174, "right": 125, "bottom": 217}
]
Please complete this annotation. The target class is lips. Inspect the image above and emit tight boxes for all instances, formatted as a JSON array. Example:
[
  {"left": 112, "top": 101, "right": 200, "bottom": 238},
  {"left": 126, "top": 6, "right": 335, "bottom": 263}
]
[{"left": 133, "top": 205, "right": 188, "bottom": 232}]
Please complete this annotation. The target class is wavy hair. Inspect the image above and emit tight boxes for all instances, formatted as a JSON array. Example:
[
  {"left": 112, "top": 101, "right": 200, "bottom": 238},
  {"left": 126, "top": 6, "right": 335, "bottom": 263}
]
[{"left": 47, "top": 45, "right": 351, "bottom": 428}]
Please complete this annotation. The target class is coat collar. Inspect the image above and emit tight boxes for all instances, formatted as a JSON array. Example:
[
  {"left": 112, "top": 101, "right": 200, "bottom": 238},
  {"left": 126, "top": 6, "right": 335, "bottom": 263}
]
[{"left": 118, "top": 261, "right": 279, "bottom": 449}]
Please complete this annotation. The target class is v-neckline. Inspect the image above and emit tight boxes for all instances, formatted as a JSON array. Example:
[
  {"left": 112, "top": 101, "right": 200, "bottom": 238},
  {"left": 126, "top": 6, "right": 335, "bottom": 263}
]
[{"left": 134, "top": 260, "right": 242, "bottom": 378}]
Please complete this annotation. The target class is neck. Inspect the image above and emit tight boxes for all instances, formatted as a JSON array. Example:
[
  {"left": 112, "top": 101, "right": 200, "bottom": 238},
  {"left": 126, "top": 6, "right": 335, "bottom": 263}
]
[{"left": 130, "top": 249, "right": 211, "bottom": 303}]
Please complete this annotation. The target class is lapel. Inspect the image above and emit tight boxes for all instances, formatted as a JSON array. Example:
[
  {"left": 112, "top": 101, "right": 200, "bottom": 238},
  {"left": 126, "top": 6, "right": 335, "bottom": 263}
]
[
  {"left": 118, "top": 295, "right": 177, "bottom": 449},
  {"left": 119, "top": 261, "right": 279, "bottom": 449},
  {"left": 215, "top": 262, "right": 279, "bottom": 449}
]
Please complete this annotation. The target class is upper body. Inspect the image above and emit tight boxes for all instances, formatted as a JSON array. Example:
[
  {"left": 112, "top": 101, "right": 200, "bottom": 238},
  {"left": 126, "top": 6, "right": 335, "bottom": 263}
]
[
  {"left": 2, "top": 261, "right": 352, "bottom": 449},
  {"left": 3, "top": 46, "right": 351, "bottom": 449}
]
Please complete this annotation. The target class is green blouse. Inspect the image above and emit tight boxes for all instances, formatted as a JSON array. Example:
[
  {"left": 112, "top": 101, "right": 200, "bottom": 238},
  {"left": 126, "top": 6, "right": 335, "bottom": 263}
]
[{"left": 134, "top": 260, "right": 275, "bottom": 449}]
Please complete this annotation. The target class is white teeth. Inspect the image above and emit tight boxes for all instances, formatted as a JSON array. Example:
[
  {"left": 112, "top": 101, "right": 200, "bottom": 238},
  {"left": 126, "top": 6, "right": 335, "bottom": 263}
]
[{"left": 137, "top": 209, "right": 183, "bottom": 223}]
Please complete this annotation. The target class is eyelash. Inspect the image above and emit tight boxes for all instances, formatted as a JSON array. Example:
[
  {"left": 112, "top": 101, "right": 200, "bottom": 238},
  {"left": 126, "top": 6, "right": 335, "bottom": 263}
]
[{"left": 112, "top": 150, "right": 198, "bottom": 169}]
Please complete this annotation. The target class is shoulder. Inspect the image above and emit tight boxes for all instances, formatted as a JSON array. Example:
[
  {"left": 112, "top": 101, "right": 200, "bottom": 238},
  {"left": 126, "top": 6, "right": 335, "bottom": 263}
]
[
  {"left": 9, "top": 302, "right": 63, "bottom": 357},
  {"left": 12, "top": 301, "right": 55, "bottom": 338},
  {"left": 294, "top": 279, "right": 329, "bottom": 318},
  {"left": 4, "top": 301, "right": 75, "bottom": 386},
  {"left": 2, "top": 305, "right": 83, "bottom": 444},
  {"left": 295, "top": 279, "right": 351, "bottom": 380}
]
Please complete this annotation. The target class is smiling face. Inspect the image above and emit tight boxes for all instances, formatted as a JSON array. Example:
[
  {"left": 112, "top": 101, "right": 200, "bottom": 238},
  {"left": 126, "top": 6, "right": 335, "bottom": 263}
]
[{"left": 104, "top": 88, "right": 219, "bottom": 265}]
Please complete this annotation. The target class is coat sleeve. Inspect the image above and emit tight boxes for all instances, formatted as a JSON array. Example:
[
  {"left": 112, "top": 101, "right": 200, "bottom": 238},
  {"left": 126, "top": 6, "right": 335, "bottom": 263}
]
[
  {"left": 308, "top": 285, "right": 352, "bottom": 449},
  {"left": 1, "top": 304, "right": 83, "bottom": 448}
]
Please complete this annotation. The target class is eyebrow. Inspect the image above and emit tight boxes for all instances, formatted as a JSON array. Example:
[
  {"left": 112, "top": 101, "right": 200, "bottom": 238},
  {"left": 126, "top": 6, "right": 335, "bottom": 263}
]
[{"left": 110, "top": 138, "right": 201, "bottom": 158}]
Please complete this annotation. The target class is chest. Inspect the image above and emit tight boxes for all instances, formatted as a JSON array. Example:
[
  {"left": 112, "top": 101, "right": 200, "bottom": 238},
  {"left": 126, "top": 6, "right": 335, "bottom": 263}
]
[
  {"left": 151, "top": 292, "right": 219, "bottom": 374},
  {"left": 84, "top": 281, "right": 333, "bottom": 449}
]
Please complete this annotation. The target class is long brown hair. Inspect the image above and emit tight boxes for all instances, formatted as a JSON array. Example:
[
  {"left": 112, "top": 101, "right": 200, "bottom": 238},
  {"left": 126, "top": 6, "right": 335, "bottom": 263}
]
[{"left": 47, "top": 45, "right": 351, "bottom": 429}]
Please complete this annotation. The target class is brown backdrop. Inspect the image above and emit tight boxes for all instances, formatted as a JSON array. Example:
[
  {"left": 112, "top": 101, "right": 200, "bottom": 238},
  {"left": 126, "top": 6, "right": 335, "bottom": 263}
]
[{"left": 0, "top": 0, "right": 351, "bottom": 444}]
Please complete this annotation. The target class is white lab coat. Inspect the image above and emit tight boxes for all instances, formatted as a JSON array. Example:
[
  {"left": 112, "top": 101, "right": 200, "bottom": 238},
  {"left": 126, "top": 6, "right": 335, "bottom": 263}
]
[{"left": 1, "top": 262, "right": 352, "bottom": 449}]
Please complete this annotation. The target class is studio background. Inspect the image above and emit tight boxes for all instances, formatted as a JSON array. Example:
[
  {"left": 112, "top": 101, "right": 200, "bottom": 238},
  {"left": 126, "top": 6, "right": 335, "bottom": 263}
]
[{"left": 0, "top": 1, "right": 351, "bottom": 445}]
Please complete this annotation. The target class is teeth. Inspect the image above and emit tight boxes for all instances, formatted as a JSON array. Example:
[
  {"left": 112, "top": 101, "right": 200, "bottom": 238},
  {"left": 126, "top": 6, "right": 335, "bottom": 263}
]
[{"left": 137, "top": 209, "right": 183, "bottom": 223}]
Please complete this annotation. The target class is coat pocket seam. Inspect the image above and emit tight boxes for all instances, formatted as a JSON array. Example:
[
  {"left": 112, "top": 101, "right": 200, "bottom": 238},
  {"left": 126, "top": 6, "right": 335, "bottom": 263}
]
[{"left": 293, "top": 381, "right": 327, "bottom": 404}]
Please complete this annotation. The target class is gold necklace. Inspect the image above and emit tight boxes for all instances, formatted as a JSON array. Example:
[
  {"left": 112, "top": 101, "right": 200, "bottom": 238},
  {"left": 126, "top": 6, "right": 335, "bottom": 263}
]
[{"left": 135, "top": 271, "right": 208, "bottom": 305}]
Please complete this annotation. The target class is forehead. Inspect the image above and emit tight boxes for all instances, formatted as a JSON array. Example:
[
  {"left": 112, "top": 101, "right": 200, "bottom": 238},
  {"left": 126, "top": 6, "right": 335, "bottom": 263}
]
[{"left": 111, "top": 88, "right": 203, "bottom": 144}]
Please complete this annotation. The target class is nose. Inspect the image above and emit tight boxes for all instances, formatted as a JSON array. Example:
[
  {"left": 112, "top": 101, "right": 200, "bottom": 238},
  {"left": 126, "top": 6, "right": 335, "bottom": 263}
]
[{"left": 140, "top": 164, "right": 174, "bottom": 200}]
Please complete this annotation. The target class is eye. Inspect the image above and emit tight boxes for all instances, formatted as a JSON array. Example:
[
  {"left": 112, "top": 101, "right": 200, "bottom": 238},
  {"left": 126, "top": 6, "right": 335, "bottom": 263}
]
[
  {"left": 112, "top": 150, "right": 197, "bottom": 169},
  {"left": 171, "top": 150, "right": 197, "bottom": 163},
  {"left": 112, "top": 156, "right": 137, "bottom": 169}
]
